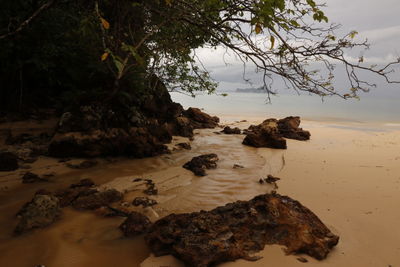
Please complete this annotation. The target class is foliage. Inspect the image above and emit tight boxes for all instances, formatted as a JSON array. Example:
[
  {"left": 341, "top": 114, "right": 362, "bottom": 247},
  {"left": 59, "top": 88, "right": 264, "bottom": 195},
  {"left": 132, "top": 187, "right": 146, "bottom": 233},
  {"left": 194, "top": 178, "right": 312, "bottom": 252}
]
[{"left": 0, "top": 0, "right": 398, "bottom": 111}]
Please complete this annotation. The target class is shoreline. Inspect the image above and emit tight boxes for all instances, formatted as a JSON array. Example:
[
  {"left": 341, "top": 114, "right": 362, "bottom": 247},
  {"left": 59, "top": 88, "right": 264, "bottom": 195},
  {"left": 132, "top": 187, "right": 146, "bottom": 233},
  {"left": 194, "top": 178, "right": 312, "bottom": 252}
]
[{"left": 0, "top": 116, "right": 399, "bottom": 266}]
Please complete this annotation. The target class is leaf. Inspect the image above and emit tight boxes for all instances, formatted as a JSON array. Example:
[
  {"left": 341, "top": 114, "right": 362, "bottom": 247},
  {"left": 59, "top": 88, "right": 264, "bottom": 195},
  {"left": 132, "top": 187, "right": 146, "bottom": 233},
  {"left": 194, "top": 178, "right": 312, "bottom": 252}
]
[
  {"left": 255, "top": 24, "right": 262, "bottom": 34},
  {"left": 349, "top": 31, "right": 358, "bottom": 39},
  {"left": 113, "top": 58, "right": 124, "bottom": 75},
  {"left": 270, "top": 35, "right": 275, "bottom": 49},
  {"left": 100, "top": 17, "right": 110, "bottom": 30},
  {"left": 101, "top": 52, "right": 109, "bottom": 61}
]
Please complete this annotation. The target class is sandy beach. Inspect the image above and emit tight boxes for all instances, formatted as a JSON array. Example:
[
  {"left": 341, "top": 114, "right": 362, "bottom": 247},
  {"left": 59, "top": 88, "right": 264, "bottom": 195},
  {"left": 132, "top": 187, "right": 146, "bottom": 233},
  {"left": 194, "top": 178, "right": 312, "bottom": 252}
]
[{"left": 0, "top": 117, "right": 399, "bottom": 267}]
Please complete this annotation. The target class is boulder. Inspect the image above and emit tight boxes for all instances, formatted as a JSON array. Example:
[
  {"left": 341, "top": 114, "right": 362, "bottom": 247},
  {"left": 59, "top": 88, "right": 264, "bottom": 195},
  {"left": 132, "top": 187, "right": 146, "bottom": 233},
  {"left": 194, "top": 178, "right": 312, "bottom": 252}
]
[
  {"left": 242, "top": 119, "right": 287, "bottom": 149},
  {"left": 145, "top": 193, "right": 339, "bottom": 267},
  {"left": 183, "top": 154, "right": 219, "bottom": 176},
  {"left": 277, "top": 116, "right": 310, "bottom": 141},
  {"left": 183, "top": 108, "right": 219, "bottom": 129},
  {"left": 119, "top": 212, "right": 152, "bottom": 237},
  {"left": 222, "top": 126, "right": 241, "bottom": 134},
  {"left": 0, "top": 151, "right": 19, "bottom": 171},
  {"left": 15, "top": 194, "right": 61, "bottom": 235},
  {"left": 71, "top": 189, "right": 123, "bottom": 210}
]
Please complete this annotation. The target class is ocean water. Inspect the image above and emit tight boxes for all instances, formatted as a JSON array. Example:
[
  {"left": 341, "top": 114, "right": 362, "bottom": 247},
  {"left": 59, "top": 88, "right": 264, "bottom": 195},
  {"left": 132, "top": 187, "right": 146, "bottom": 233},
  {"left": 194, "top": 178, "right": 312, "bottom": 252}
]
[{"left": 171, "top": 92, "right": 400, "bottom": 127}]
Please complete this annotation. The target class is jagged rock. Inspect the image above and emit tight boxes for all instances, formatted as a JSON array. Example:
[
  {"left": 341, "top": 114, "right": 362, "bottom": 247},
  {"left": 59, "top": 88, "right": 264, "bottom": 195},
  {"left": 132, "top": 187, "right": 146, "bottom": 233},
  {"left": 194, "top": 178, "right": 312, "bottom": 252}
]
[
  {"left": 119, "top": 212, "right": 152, "bottom": 237},
  {"left": 132, "top": 197, "right": 158, "bottom": 207},
  {"left": 183, "top": 154, "right": 219, "bottom": 176},
  {"left": 66, "top": 160, "right": 98, "bottom": 169},
  {"left": 183, "top": 108, "right": 220, "bottom": 129},
  {"left": 278, "top": 116, "right": 311, "bottom": 141},
  {"left": 145, "top": 193, "right": 339, "bottom": 267},
  {"left": 15, "top": 194, "right": 61, "bottom": 235},
  {"left": 72, "top": 189, "right": 123, "bottom": 210},
  {"left": 222, "top": 126, "right": 241, "bottom": 134},
  {"left": 21, "top": 172, "right": 48, "bottom": 183},
  {"left": 176, "top": 142, "right": 191, "bottom": 150},
  {"left": 0, "top": 151, "right": 19, "bottom": 171},
  {"left": 242, "top": 119, "right": 287, "bottom": 149}
]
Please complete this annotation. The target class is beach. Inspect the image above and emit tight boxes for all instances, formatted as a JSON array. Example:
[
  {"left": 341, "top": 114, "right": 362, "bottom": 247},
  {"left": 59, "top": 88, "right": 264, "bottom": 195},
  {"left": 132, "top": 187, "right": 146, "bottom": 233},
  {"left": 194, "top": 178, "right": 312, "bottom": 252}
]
[{"left": 0, "top": 114, "right": 399, "bottom": 267}]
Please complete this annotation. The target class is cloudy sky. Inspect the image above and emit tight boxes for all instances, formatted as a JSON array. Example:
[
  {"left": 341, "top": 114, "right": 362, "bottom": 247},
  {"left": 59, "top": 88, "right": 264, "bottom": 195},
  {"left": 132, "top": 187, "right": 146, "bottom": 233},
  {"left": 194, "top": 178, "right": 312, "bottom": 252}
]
[{"left": 195, "top": 0, "right": 400, "bottom": 96}]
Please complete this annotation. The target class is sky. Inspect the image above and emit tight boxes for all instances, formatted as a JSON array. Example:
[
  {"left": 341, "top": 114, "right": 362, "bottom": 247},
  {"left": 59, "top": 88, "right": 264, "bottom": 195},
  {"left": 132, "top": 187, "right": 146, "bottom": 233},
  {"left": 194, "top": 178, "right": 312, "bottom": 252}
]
[{"left": 194, "top": 0, "right": 400, "bottom": 97}]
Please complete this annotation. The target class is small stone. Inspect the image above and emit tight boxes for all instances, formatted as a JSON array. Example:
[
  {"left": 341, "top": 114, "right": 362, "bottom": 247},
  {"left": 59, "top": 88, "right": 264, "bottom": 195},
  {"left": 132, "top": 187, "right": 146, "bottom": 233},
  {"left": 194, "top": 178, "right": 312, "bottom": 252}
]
[
  {"left": 297, "top": 257, "right": 308, "bottom": 263},
  {"left": 132, "top": 197, "right": 158, "bottom": 207},
  {"left": 177, "top": 142, "right": 191, "bottom": 150},
  {"left": 22, "top": 172, "right": 48, "bottom": 184},
  {"left": 233, "top": 164, "right": 244, "bottom": 169},
  {"left": 119, "top": 212, "right": 152, "bottom": 237}
]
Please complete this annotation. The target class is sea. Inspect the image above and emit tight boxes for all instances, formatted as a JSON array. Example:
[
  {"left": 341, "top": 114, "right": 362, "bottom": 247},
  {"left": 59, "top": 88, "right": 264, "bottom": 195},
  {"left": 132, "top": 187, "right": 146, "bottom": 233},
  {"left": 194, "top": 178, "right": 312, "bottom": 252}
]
[{"left": 171, "top": 91, "right": 400, "bottom": 130}]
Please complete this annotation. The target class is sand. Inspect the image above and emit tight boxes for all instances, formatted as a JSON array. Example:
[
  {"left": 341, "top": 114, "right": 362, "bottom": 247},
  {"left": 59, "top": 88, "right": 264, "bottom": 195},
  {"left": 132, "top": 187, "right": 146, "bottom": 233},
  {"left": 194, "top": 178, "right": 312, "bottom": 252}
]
[{"left": 0, "top": 118, "right": 399, "bottom": 267}]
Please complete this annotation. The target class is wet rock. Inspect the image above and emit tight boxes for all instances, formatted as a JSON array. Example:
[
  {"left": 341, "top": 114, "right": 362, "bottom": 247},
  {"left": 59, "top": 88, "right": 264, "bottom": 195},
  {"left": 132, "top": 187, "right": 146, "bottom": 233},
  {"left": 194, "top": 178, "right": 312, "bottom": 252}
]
[
  {"left": 21, "top": 172, "right": 48, "bottom": 184},
  {"left": 222, "top": 126, "right": 241, "bottom": 134},
  {"left": 143, "top": 184, "right": 158, "bottom": 196},
  {"left": 54, "top": 179, "right": 97, "bottom": 207},
  {"left": 297, "top": 257, "right": 309, "bottom": 263},
  {"left": 70, "top": 178, "right": 95, "bottom": 188},
  {"left": 233, "top": 164, "right": 244, "bottom": 169},
  {"left": 15, "top": 194, "right": 61, "bottom": 235},
  {"left": 72, "top": 189, "right": 123, "bottom": 210},
  {"left": 119, "top": 211, "right": 152, "bottom": 237},
  {"left": 278, "top": 116, "right": 310, "bottom": 141},
  {"left": 183, "top": 108, "right": 219, "bottom": 129},
  {"left": 183, "top": 154, "right": 219, "bottom": 176},
  {"left": 0, "top": 151, "right": 19, "bottom": 171},
  {"left": 66, "top": 160, "right": 98, "bottom": 169},
  {"left": 132, "top": 197, "right": 158, "bottom": 207},
  {"left": 176, "top": 142, "right": 191, "bottom": 150},
  {"left": 242, "top": 119, "right": 287, "bottom": 149},
  {"left": 145, "top": 193, "right": 339, "bottom": 266}
]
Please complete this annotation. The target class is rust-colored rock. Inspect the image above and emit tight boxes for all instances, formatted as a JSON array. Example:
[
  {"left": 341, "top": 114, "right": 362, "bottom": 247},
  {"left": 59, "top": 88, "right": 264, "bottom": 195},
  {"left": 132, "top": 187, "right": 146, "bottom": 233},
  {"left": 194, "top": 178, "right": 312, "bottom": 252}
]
[
  {"left": 278, "top": 116, "right": 310, "bottom": 141},
  {"left": 222, "top": 126, "right": 241, "bottom": 134},
  {"left": 119, "top": 212, "right": 152, "bottom": 237},
  {"left": 242, "top": 119, "right": 287, "bottom": 149},
  {"left": 183, "top": 153, "right": 219, "bottom": 176},
  {"left": 145, "top": 193, "right": 339, "bottom": 267},
  {"left": 72, "top": 189, "right": 123, "bottom": 210},
  {"left": 183, "top": 107, "right": 219, "bottom": 129}
]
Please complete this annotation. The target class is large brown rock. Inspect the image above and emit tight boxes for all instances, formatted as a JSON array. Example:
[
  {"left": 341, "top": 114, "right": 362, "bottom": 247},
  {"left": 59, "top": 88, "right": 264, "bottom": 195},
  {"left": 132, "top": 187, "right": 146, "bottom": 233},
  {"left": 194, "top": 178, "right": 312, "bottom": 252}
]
[
  {"left": 71, "top": 189, "right": 123, "bottom": 210},
  {"left": 15, "top": 194, "right": 61, "bottom": 235},
  {"left": 183, "top": 107, "right": 219, "bottom": 129},
  {"left": 277, "top": 116, "right": 311, "bottom": 141},
  {"left": 242, "top": 119, "right": 287, "bottom": 149},
  {"left": 183, "top": 154, "right": 219, "bottom": 176},
  {"left": 145, "top": 193, "right": 339, "bottom": 267}
]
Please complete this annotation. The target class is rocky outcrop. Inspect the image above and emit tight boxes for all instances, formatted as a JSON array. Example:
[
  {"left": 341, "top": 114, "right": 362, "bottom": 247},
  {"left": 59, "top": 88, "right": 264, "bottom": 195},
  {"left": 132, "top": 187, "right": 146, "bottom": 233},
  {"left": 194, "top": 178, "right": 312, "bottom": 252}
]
[
  {"left": 119, "top": 212, "right": 152, "bottom": 237},
  {"left": 0, "top": 151, "right": 19, "bottom": 171},
  {"left": 183, "top": 154, "right": 219, "bottom": 176},
  {"left": 277, "top": 116, "right": 310, "bottom": 141},
  {"left": 145, "top": 193, "right": 339, "bottom": 267},
  {"left": 222, "top": 126, "right": 241, "bottom": 134},
  {"left": 48, "top": 80, "right": 219, "bottom": 158},
  {"left": 242, "top": 119, "right": 287, "bottom": 149},
  {"left": 15, "top": 194, "right": 61, "bottom": 235},
  {"left": 242, "top": 117, "right": 310, "bottom": 149}
]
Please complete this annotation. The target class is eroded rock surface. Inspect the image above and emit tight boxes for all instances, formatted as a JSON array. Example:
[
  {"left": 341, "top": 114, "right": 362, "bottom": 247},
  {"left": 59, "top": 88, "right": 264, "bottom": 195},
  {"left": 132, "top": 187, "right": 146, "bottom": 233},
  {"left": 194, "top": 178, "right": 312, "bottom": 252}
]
[
  {"left": 15, "top": 194, "right": 61, "bottom": 235},
  {"left": 183, "top": 154, "right": 219, "bottom": 176},
  {"left": 119, "top": 212, "right": 152, "bottom": 237},
  {"left": 145, "top": 193, "right": 339, "bottom": 267},
  {"left": 277, "top": 116, "right": 310, "bottom": 141},
  {"left": 242, "top": 119, "right": 287, "bottom": 149}
]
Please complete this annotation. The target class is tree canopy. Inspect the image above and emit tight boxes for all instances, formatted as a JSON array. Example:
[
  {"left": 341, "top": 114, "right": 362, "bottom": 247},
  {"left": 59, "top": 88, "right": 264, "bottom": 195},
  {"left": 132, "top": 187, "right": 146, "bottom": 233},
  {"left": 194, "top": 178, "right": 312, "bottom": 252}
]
[{"left": 0, "top": 0, "right": 399, "bottom": 111}]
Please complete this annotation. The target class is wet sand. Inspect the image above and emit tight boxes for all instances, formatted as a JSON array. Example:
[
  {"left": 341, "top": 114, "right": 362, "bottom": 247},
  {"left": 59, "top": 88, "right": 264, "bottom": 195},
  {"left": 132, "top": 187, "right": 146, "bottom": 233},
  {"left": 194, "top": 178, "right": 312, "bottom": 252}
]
[{"left": 0, "top": 119, "right": 399, "bottom": 267}]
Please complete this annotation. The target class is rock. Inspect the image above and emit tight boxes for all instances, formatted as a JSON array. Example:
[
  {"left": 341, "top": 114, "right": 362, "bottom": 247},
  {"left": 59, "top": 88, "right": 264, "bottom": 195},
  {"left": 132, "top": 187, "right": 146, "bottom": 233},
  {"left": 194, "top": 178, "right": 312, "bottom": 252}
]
[
  {"left": 277, "top": 116, "right": 310, "bottom": 141},
  {"left": 119, "top": 212, "right": 152, "bottom": 237},
  {"left": 70, "top": 178, "right": 95, "bottom": 188},
  {"left": 15, "top": 194, "right": 61, "bottom": 235},
  {"left": 0, "top": 151, "right": 19, "bottom": 171},
  {"left": 66, "top": 160, "right": 98, "bottom": 169},
  {"left": 242, "top": 119, "right": 287, "bottom": 149},
  {"left": 21, "top": 172, "right": 48, "bottom": 184},
  {"left": 72, "top": 189, "right": 123, "bottom": 210},
  {"left": 297, "top": 257, "right": 309, "bottom": 263},
  {"left": 145, "top": 193, "right": 339, "bottom": 266},
  {"left": 222, "top": 126, "right": 241, "bottom": 134},
  {"left": 183, "top": 154, "right": 219, "bottom": 176},
  {"left": 233, "top": 164, "right": 244, "bottom": 169},
  {"left": 176, "top": 142, "right": 191, "bottom": 150},
  {"left": 183, "top": 107, "right": 219, "bottom": 129},
  {"left": 132, "top": 197, "right": 158, "bottom": 207},
  {"left": 264, "top": 175, "right": 280, "bottom": 184},
  {"left": 143, "top": 184, "right": 158, "bottom": 196}
]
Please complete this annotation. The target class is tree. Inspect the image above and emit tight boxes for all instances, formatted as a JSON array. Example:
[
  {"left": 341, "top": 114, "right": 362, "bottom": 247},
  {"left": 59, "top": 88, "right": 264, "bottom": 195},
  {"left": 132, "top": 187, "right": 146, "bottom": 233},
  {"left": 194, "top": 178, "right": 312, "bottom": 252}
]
[{"left": 1, "top": 0, "right": 399, "bottom": 111}]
